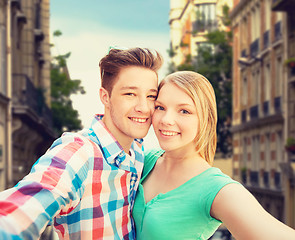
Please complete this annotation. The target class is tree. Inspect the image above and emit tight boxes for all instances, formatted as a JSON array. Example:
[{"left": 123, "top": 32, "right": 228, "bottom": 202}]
[
  {"left": 171, "top": 5, "right": 232, "bottom": 156},
  {"left": 51, "top": 30, "right": 85, "bottom": 136}
]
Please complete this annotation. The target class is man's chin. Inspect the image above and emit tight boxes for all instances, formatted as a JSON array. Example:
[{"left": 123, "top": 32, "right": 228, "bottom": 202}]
[{"left": 132, "top": 131, "right": 149, "bottom": 139}]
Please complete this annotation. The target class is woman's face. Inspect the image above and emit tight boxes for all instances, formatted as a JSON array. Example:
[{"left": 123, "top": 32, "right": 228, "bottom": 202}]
[{"left": 152, "top": 82, "right": 199, "bottom": 152}]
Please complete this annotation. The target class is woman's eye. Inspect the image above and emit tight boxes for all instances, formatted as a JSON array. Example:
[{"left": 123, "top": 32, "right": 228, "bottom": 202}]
[
  {"left": 180, "top": 109, "right": 190, "bottom": 114},
  {"left": 155, "top": 105, "right": 164, "bottom": 110}
]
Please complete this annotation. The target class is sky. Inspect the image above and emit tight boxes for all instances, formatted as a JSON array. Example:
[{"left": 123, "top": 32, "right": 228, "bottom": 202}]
[{"left": 50, "top": 0, "right": 171, "bottom": 148}]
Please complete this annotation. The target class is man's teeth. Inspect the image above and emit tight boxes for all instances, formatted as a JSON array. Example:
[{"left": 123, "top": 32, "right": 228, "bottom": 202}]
[
  {"left": 131, "top": 117, "right": 147, "bottom": 123},
  {"left": 161, "top": 130, "right": 178, "bottom": 136}
]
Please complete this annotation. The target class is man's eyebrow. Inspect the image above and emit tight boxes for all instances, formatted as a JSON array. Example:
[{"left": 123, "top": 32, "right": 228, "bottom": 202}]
[
  {"left": 119, "top": 86, "right": 158, "bottom": 92},
  {"left": 120, "top": 86, "right": 138, "bottom": 90}
]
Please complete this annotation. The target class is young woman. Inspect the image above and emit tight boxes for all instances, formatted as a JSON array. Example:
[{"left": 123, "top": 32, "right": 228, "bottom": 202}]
[{"left": 132, "top": 71, "right": 295, "bottom": 240}]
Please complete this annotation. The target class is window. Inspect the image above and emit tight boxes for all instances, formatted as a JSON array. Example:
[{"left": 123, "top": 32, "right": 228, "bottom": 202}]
[
  {"left": 243, "top": 138, "right": 247, "bottom": 167},
  {"left": 265, "top": 0, "right": 271, "bottom": 31},
  {"left": 265, "top": 133, "right": 270, "bottom": 171},
  {"left": 275, "top": 57, "right": 282, "bottom": 97},
  {"left": 276, "top": 131, "right": 282, "bottom": 165},
  {"left": 242, "top": 77, "right": 248, "bottom": 106},
  {"left": 252, "top": 135, "right": 260, "bottom": 171},
  {"left": 251, "top": 6, "right": 260, "bottom": 42},
  {"left": 264, "top": 63, "right": 271, "bottom": 101},
  {"left": 35, "top": 3, "right": 41, "bottom": 29},
  {"left": 194, "top": 3, "right": 217, "bottom": 32},
  {"left": 241, "top": 17, "right": 248, "bottom": 53},
  {"left": 0, "top": 25, "right": 6, "bottom": 95},
  {"left": 252, "top": 71, "right": 259, "bottom": 106}
]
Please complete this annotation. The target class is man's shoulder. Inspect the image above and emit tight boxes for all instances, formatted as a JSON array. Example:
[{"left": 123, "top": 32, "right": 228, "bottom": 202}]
[{"left": 48, "top": 130, "right": 104, "bottom": 157}]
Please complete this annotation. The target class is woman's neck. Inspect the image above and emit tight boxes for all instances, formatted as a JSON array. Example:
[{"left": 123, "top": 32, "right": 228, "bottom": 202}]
[{"left": 162, "top": 148, "right": 205, "bottom": 169}]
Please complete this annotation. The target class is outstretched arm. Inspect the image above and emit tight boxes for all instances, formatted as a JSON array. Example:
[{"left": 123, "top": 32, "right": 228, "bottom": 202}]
[
  {"left": 0, "top": 133, "right": 90, "bottom": 239},
  {"left": 211, "top": 183, "right": 295, "bottom": 240}
]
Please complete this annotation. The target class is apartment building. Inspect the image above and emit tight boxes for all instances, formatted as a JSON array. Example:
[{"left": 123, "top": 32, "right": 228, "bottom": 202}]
[
  {"left": 0, "top": 0, "right": 55, "bottom": 190},
  {"left": 169, "top": 0, "right": 233, "bottom": 67},
  {"left": 0, "top": 0, "right": 10, "bottom": 190},
  {"left": 231, "top": 0, "right": 295, "bottom": 227}
]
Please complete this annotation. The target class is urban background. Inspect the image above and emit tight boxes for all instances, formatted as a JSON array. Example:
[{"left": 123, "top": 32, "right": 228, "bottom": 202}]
[{"left": 0, "top": 0, "right": 295, "bottom": 239}]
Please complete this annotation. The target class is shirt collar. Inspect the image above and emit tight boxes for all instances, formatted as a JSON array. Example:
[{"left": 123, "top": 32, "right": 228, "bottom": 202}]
[{"left": 90, "top": 114, "right": 143, "bottom": 171}]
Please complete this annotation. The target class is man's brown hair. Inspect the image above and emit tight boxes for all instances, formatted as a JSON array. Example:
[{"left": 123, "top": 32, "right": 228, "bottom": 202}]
[{"left": 99, "top": 47, "right": 163, "bottom": 95}]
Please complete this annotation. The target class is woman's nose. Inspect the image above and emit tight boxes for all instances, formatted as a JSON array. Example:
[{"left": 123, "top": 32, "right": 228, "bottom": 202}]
[{"left": 160, "top": 110, "right": 175, "bottom": 126}]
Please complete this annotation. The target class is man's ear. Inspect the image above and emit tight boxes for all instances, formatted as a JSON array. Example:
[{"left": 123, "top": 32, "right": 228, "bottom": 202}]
[{"left": 99, "top": 87, "right": 110, "bottom": 107}]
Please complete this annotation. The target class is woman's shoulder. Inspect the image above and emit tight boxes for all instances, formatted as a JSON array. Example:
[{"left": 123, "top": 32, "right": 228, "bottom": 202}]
[
  {"left": 144, "top": 148, "right": 164, "bottom": 160},
  {"left": 142, "top": 148, "right": 164, "bottom": 178},
  {"left": 204, "top": 167, "right": 239, "bottom": 185}
]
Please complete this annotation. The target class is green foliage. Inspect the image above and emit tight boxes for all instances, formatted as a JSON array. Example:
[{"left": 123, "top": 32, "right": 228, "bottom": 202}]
[
  {"left": 51, "top": 30, "right": 85, "bottom": 136},
  {"left": 194, "top": 30, "right": 232, "bottom": 155},
  {"left": 286, "top": 137, "right": 295, "bottom": 148}
]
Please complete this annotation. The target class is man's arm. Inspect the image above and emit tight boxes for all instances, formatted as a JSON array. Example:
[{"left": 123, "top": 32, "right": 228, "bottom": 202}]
[{"left": 0, "top": 133, "right": 90, "bottom": 239}]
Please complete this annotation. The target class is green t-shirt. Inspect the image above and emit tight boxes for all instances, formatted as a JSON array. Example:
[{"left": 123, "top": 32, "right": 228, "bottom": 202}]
[{"left": 132, "top": 149, "right": 239, "bottom": 240}]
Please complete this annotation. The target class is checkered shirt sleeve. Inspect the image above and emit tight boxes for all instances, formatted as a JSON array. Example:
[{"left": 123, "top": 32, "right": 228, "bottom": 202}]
[{"left": 0, "top": 115, "right": 144, "bottom": 239}]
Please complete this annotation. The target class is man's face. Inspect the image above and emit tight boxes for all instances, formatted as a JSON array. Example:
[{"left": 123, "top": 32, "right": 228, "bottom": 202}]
[{"left": 103, "top": 66, "right": 158, "bottom": 146}]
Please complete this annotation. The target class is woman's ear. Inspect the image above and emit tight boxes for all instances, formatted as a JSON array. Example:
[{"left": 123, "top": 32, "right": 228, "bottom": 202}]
[{"left": 99, "top": 87, "right": 110, "bottom": 107}]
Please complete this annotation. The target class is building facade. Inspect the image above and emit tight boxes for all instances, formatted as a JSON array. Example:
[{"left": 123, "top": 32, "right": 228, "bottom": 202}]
[
  {"left": 0, "top": 0, "right": 10, "bottom": 190},
  {"left": 0, "top": 0, "right": 55, "bottom": 190},
  {"left": 169, "top": 0, "right": 233, "bottom": 67},
  {"left": 231, "top": 0, "right": 295, "bottom": 227}
]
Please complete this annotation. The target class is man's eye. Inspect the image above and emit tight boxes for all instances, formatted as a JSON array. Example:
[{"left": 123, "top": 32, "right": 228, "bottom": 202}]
[
  {"left": 155, "top": 105, "right": 164, "bottom": 110},
  {"left": 124, "top": 93, "right": 135, "bottom": 96},
  {"left": 148, "top": 95, "right": 157, "bottom": 99}
]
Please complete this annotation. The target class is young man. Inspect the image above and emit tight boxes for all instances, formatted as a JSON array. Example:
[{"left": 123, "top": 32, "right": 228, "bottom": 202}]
[{"left": 0, "top": 48, "right": 163, "bottom": 239}]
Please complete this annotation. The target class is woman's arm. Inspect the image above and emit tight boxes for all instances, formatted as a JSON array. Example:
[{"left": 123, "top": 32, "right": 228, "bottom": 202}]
[{"left": 211, "top": 183, "right": 295, "bottom": 240}]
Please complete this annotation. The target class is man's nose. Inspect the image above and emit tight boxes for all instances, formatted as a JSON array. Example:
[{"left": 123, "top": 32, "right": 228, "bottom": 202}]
[{"left": 134, "top": 97, "right": 150, "bottom": 113}]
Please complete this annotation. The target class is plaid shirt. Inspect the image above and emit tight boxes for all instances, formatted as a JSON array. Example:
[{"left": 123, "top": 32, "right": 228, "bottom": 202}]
[{"left": 0, "top": 115, "right": 144, "bottom": 239}]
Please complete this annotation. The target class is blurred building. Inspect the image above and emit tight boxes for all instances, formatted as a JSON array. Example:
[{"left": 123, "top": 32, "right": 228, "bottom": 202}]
[
  {"left": 231, "top": 0, "right": 295, "bottom": 228},
  {"left": 169, "top": 0, "right": 233, "bottom": 66},
  {"left": 0, "top": 0, "right": 55, "bottom": 190},
  {"left": 0, "top": 0, "right": 10, "bottom": 190}
]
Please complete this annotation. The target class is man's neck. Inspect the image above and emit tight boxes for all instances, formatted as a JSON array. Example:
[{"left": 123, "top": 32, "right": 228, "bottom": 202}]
[{"left": 101, "top": 115, "right": 133, "bottom": 154}]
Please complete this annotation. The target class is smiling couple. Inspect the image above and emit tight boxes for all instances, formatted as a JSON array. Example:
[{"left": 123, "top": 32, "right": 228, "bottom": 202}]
[{"left": 1, "top": 47, "right": 295, "bottom": 240}]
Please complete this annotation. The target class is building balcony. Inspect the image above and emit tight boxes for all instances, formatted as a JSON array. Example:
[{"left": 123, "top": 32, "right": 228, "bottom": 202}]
[
  {"left": 280, "top": 159, "right": 295, "bottom": 187},
  {"left": 232, "top": 108, "right": 283, "bottom": 133},
  {"left": 12, "top": 74, "right": 53, "bottom": 130},
  {"left": 34, "top": 29, "right": 44, "bottom": 42},
  {"left": 11, "top": 0, "right": 21, "bottom": 9},
  {"left": 272, "top": 0, "right": 295, "bottom": 12},
  {"left": 241, "top": 49, "right": 248, "bottom": 58}
]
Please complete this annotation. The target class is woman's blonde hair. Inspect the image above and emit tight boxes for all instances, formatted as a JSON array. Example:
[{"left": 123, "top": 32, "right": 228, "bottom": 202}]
[{"left": 159, "top": 71, "right": 217, "bottom": 165}]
